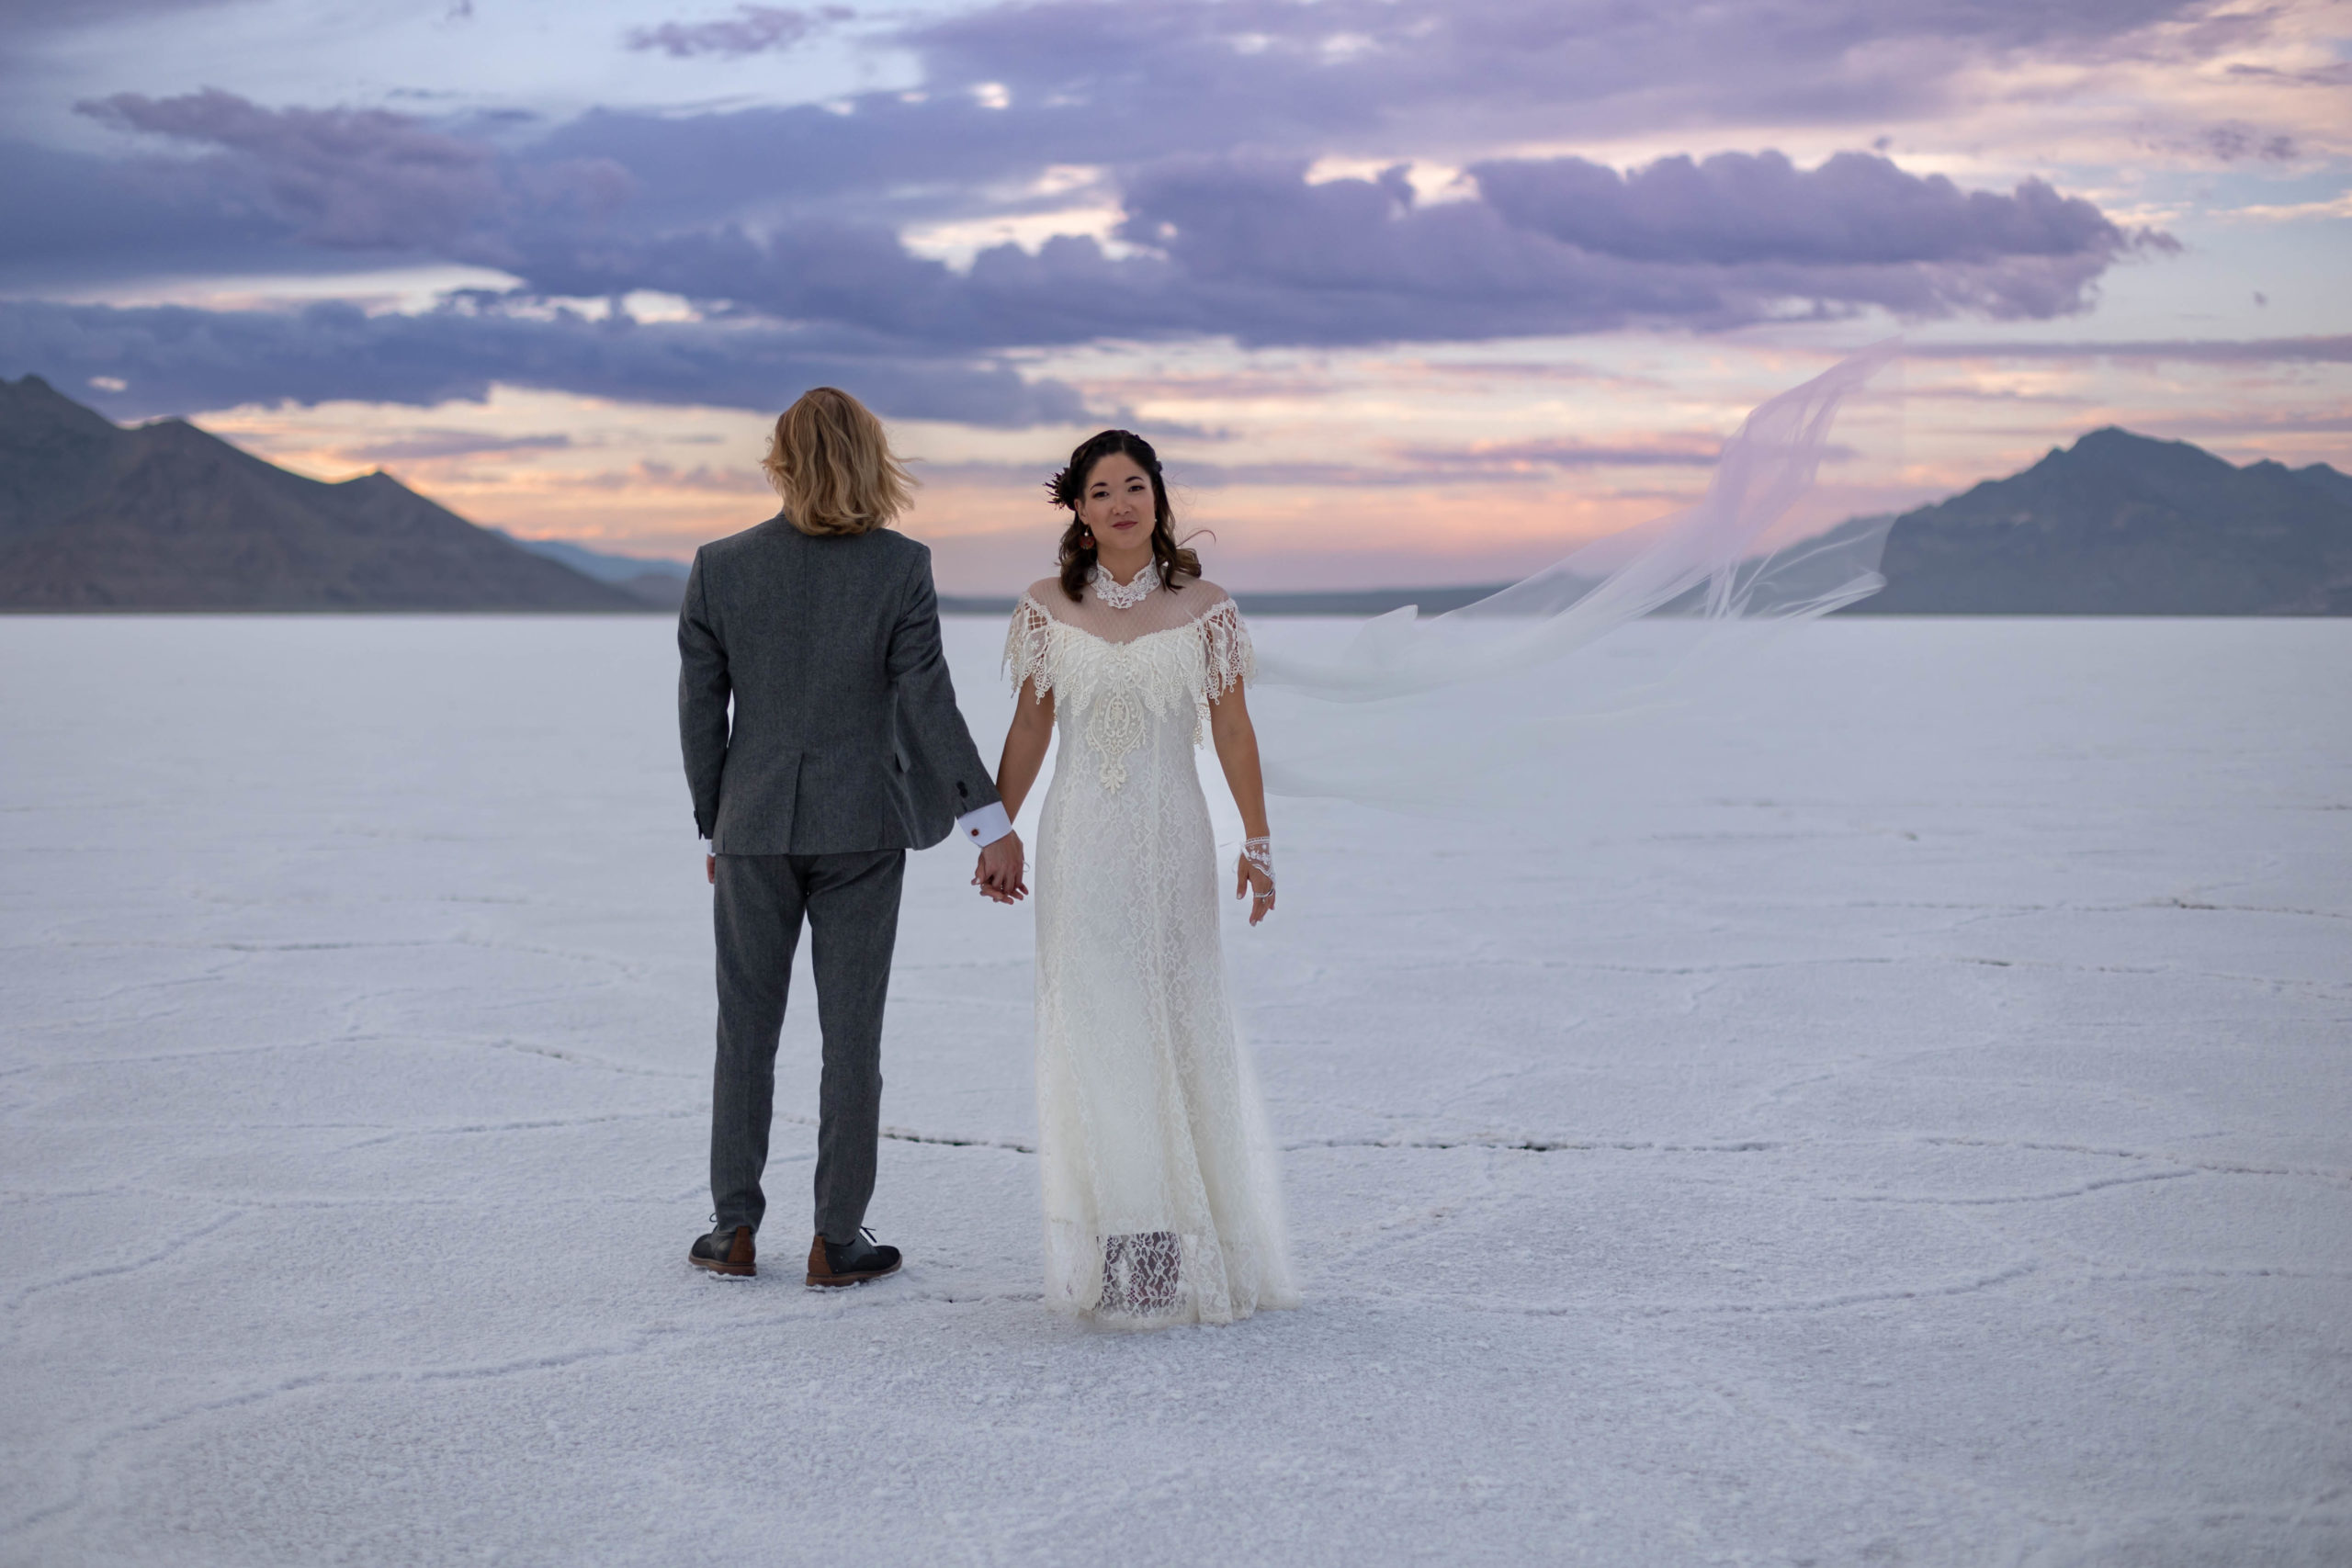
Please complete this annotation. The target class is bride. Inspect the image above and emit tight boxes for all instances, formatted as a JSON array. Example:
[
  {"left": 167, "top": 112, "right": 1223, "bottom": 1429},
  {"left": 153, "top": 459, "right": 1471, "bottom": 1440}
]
[
  {"left": 978, "top": 429, "right": 1299, "bottom": 1328},
  {"left": 962, "top": 349, "right": 1896, "bottom": 1327}
]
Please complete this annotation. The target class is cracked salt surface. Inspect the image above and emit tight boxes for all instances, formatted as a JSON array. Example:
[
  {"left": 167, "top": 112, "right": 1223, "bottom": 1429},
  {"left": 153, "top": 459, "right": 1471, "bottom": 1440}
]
[{"left": 1, "top": 615, "right": 2346, "bottom": 1567}]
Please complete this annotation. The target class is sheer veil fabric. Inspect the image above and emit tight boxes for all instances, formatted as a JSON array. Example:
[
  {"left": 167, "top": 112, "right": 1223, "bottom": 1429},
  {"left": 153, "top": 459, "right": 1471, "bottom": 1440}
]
[
  {"left": 1005, "top": 576, "right": 1298, "bottom": 1327},
  {"left": 1250, "top": 341, "right": 1905, "bottom": 808}
]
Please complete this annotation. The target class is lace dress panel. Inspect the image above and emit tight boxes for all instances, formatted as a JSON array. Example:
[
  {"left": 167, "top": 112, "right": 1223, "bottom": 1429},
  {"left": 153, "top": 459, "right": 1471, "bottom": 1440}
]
[{"left": 1000, "top": 574, "right": 1295, "bottom": 1328}]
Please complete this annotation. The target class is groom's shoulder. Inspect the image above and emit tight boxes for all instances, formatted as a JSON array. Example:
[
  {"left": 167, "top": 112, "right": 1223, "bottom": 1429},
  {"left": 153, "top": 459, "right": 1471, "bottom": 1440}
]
[
  {"left": 716, "top": 518, "right": 924, "bottom": 561},
  {"left": 695, "top": 513, "right": 793, "bottom": 568},
  {"left": 694, "top": 520, "right": 931, "bottom": 609}
]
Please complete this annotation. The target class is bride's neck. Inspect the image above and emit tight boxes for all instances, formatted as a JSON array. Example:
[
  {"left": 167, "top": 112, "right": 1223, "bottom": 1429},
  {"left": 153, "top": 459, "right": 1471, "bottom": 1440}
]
[{"left": 1096, "top": 551, "right": 1153, "bottom": 587}]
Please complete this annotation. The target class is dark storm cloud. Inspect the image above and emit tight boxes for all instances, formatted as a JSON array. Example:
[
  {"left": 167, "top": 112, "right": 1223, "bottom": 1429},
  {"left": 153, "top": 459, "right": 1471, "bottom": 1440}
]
[{"left": 0, "top": 298, "right": 1095, "bottom": 426}]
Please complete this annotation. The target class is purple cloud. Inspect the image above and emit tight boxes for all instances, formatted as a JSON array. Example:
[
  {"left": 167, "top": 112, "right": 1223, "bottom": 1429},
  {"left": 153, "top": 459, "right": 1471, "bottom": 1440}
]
[
  {"left": 486, "top": 152, "right": 2152, "bottom": 351},
  {"left": 626, "top": 6, "right": 851, "bottom": 59},
  {"left": 79, "top": 89, "right": 505, "bottom": 252},
  {"left": 343, "top": 430, "right": 572, "bottom": 462},
  {"left": 26, "top": 1, "right": 2230, "bottom": 292},
  {"left": 2, "top": 0, "right": 2243, "bottom": 413},
  {"left": 905, "top": 0, "right": 2212, "bottom": 152},
  {"left": 0, "top": 0, "right": 244, "bottom": 41},
  {"left": 0, "top": 298, "right": 1095, "bottom": 426},
  {"left": 503, "top": 0, "right": 2221, "bottom": 246},
  {"left": 0, "top": 135, "right": 300, "bottom": 286},
  {"left": 1046, "top": 152, "right": 2149, "bottom": 338},
  {"left": 2197, "top": 122, "right": 2299, "bottom": 162},
  {"left": 1389, "top": 436, "right": 1724, "bottom": 471},
  {"left": 1470, "top": 152, "right": 2157, "bottom": 266},
  {"left": 1906, "top": 335, "right": 2352, "bottom": 364},
  {"left": 75, "top": 90, "right": 632, "bottom": 258}
]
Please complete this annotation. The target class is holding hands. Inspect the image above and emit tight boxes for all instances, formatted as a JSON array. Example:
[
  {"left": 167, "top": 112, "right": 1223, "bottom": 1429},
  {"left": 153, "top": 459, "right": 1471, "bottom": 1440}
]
[{"left": 974, "top": 830, "right": 1027, "bottom": 904}]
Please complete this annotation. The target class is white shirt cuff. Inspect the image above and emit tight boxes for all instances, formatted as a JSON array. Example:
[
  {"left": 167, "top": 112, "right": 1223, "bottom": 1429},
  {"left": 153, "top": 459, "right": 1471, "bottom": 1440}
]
[{"left": 956, "top": 800, "right": 1013, "bottom": 849}]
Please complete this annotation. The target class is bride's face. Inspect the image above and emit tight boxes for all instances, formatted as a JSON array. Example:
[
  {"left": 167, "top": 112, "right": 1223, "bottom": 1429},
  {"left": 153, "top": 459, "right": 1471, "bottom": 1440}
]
[{"left": 1077, "top": 454, "right": 1154, "bottom": 549}]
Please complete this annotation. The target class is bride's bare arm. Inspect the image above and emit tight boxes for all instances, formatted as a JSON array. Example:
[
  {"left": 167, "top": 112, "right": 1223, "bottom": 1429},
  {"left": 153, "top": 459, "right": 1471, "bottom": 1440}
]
[
  {"left": 973, "top": 679, "right": 1053, "bottom": 904},
  {"left": 995, "top": 678, "right": 1054, "bottom": 819},
  {"left": 1208, "top": 682, "right": 1276, "bottom": 924}
]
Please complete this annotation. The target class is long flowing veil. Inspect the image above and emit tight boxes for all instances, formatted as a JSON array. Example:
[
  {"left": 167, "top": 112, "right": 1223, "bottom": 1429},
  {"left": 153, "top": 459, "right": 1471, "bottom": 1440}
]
[{"left": 1249, "top": 341, "right": 1903, "bottom": 808}]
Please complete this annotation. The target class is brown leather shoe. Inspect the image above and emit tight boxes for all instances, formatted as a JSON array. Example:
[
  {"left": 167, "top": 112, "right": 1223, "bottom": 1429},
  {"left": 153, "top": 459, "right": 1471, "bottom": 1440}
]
[
  {"left": 806, "top": 1228, "right": 901, "bottom": 1287},
  {"left": 689, "top": 1224, "right": 755, "bottom": 1277}
]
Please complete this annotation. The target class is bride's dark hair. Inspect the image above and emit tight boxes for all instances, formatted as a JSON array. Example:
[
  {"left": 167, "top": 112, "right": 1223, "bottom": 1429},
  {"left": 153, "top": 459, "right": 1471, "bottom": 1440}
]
[{"left": 1047, "top": 429, "right": 1199, "bottom": 603}]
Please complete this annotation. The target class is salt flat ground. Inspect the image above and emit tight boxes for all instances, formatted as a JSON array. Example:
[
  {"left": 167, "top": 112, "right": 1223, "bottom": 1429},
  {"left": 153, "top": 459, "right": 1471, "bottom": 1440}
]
[{"left": 0, "top": 615, "right": 2345, "bottom": 1568}]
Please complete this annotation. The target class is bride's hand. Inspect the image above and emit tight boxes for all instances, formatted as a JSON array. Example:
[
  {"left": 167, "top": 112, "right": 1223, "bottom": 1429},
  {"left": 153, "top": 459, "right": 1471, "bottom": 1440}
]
[
  {"left": 974, "top": 832, "right": 1026, "bottom": 904},
  {"left": 1235, "top": 855, "right": 1275, "bottom": 925},
  {"left": 974, "top": 853, "right": 1017, "bottom": 904}
]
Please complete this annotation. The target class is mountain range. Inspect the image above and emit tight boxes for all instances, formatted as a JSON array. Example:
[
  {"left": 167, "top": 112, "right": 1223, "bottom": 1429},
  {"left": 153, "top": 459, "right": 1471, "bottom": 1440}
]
[
  {"left": 0, "top": 375, "right": 639, "bottom": 611},
  {"left": 3, "top": 375, "right": 2347, "bottom": 614},
  {"left": 1859, "top": 426, "right": 2352, "bottom": 615}
]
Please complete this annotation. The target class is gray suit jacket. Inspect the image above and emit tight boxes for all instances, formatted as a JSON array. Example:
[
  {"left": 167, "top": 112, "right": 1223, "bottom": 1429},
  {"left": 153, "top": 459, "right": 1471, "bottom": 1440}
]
[{"left": 678, "top": 516, "right": 1001, "bottom": 855}]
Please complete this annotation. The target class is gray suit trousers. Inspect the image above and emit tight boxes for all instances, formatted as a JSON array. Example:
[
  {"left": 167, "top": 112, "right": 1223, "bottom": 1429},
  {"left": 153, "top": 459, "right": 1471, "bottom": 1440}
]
[{"left": 711, "top": 849, "right": 905, "bottom": 1245}]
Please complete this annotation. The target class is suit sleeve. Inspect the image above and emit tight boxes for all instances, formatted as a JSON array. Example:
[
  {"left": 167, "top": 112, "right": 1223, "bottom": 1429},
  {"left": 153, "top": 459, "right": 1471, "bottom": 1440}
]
[
  {"left": 677, "top": 550, "right": 731, "bottom": 839},
  {"left": 888, "top": 547, "right": 1001, "bottom": 815}
]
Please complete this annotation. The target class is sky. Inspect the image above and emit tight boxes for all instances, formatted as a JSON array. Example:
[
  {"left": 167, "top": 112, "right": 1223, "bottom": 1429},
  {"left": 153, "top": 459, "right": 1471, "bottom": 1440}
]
[{"left": 2, "top": 0, "right": 2347, "bottom": 591}]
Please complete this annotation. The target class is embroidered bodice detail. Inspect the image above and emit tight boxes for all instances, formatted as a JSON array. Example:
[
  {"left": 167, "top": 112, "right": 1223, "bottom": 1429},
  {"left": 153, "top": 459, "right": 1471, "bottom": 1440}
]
[{"left": 1003, "top": 585, "right": 1256, "bottom": 793}]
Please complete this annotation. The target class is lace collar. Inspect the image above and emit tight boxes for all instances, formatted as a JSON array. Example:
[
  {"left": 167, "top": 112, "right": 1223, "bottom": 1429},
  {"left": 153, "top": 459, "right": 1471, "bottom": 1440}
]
[{"left": 1088, "top": 565, "right": 1159, "bottom": 611}]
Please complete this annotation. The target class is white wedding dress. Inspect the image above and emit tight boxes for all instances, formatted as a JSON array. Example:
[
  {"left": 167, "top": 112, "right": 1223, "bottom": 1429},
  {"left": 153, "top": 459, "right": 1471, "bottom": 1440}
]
[{"left": 1004, "top": 572, "right": 1299, "bottom": 1328}]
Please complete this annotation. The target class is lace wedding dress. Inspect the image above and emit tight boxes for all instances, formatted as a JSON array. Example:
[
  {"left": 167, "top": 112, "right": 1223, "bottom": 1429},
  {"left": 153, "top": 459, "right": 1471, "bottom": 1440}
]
[{"left": 1004, "top": 572, "right": 1299, "bottom": 1328}]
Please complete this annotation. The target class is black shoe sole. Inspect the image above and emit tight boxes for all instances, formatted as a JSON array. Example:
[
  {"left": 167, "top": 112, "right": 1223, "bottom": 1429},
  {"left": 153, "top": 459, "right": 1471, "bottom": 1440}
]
[
  {"left": 690, "top": 1254, "right": 755, "bottom": 1278},
  {"left": 805, "top": 1258, "right": 900, "bottom": 1288}
]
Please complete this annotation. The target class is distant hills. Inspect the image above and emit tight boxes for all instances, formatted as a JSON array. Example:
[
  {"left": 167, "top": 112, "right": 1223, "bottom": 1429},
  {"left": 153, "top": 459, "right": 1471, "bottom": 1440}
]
[
  {"left": 492, "top": 531, "right": 688, "bottom": 611},
  {"left": 1860, "top": 427, "right": 2352, "bottom": 615},
  {"left": 0, "top": 375, "right": 640, "bottom": 611},
  {"left": 4, "top": 376, "right": 2347, "bottom": 614}
]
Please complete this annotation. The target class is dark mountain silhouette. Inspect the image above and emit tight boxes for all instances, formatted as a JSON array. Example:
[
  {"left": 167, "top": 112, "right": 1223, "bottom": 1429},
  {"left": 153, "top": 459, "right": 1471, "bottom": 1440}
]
[
  {"left": 0, "top": 376, "right": 641, "bottom": 611},
  {"left": 1860, "top": 427, "right": 2352, "bottom": 615}
]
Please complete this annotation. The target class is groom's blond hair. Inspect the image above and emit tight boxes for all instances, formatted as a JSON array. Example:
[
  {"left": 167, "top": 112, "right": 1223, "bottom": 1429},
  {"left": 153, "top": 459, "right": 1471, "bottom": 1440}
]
[{"left": 763, "top": 387, "right": 917, "bottom": 537}]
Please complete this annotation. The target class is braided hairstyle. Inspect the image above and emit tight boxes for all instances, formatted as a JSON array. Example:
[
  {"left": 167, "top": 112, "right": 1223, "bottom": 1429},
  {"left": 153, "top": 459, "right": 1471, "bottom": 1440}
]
[{"left": 1047, "top": 429, "right": 1199, "bottom": 603}]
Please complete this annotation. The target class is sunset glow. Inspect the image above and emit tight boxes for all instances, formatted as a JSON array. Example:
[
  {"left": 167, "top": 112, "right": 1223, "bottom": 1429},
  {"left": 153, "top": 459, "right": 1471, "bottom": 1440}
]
[{"left": 4, "top": 0, "right": 2346, "bottom": 590}]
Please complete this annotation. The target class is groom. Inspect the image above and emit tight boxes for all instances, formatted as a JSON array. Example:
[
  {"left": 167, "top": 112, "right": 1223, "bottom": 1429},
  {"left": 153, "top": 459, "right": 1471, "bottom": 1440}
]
[{"left": 677, "top": 387, "right": 1023, "bottom": 1287}]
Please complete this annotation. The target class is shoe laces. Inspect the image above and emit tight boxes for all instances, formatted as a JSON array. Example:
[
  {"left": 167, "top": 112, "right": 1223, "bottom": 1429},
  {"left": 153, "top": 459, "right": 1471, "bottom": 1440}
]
[{"left": 828, "top": 1227, "right": 879, "bottom": 1258}]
